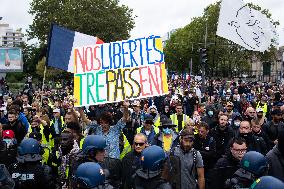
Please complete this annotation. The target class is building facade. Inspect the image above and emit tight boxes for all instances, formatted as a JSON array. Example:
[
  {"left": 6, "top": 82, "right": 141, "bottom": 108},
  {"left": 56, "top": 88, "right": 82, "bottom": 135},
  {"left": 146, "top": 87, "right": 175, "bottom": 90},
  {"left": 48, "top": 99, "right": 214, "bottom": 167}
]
[
  {"left": 250, "top": 47, "right": 284, "bottom": 82},
  {"left": 0, "top": 23, "right": 25, "bottom": 47}
]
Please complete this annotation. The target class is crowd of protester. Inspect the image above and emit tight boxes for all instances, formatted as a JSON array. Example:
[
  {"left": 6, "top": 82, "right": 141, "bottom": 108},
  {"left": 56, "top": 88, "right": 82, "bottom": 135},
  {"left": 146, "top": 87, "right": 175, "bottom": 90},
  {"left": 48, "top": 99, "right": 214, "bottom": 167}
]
[{"left": 0, "top": 75, "right": 284, "bottom": 189}]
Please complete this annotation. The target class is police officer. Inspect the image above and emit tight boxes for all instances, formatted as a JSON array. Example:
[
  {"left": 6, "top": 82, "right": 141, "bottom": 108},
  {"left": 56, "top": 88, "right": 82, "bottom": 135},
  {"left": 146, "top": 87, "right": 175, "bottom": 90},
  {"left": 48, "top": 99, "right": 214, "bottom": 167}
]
[
  {"left": 134, "top": 145, "right": 171, "bottom": 189},
  {"left": 69, "top": 135, "right": 121, "bottom": 188},
  {"left": 225, "top": 151, "right": 268, "bottom": 189},
  {"left": 8, "top": 138, "right": 54, "bottom": 189},
  {"left": 72, "top": 162, "right": 113, "bottom": 189},
  {"left": 250, "top": 176, "right": 284, "bottom": 189}
]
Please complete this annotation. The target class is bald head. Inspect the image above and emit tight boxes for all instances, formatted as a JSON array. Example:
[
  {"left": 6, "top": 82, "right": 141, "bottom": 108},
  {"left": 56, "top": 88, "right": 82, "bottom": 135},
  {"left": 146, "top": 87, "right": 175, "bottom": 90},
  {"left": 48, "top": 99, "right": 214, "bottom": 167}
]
[
  {"left": 246, "top": 107, "right": 256, "bottom": 119},
  {"left": 133, "top": 133, "right": 147, "bottom": 153}
]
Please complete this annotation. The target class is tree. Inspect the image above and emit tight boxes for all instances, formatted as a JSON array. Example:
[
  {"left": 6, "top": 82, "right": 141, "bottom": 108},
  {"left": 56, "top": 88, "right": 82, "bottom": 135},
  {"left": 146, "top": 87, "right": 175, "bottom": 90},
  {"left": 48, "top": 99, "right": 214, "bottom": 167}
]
[
  {"left": 27, "top": 0, "right": 135, "bottom": 43},
  {"left": 27, "top": 0, "right": 135, "bottom": 79},
  {"left": 164, "top": 1, "right": 279, "bottom": 78},
  {"left": 21, "top": 43, "right": 41, "bottom": 74}
]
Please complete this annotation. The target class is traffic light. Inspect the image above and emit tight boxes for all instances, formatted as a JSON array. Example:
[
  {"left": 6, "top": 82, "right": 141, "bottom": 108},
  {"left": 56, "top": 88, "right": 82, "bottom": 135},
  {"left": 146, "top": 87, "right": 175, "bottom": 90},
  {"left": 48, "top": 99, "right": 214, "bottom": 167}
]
[{"left": 200, "top": 48, "right": 208, "bottom": 64}]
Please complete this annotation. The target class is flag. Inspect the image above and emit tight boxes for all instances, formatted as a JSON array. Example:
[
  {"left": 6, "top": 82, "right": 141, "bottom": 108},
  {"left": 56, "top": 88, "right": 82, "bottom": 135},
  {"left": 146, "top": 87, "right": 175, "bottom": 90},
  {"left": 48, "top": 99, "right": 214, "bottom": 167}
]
[
  {"left": 217, "top": 0, "right": 278, "bottom": 52},
  {"left": 46, "top": 24, "right": 103, "bottom": 72}
]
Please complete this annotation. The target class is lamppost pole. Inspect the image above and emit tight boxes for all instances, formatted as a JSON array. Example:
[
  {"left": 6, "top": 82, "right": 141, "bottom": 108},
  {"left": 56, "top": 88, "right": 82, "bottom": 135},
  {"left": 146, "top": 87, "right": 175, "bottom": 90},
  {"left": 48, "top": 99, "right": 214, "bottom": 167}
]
[{"left": 201, "top": 19, "right": 208, "bottom": 93}]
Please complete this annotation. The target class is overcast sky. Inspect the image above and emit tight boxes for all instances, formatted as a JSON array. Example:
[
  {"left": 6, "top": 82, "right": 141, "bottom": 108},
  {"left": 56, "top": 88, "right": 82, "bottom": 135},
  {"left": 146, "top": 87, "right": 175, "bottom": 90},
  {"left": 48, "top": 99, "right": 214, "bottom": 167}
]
[{"left": 1, "top": 0, "right": 284, "bottom": 46}]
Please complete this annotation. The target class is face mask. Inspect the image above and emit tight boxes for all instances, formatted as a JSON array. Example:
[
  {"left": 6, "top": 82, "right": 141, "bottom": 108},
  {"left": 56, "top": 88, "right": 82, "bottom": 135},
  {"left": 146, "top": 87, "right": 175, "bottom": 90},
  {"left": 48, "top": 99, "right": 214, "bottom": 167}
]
[
  {"left": 208, "top": 111, "right": 214, "bottom": 117},
  {"left": 3, "top": 139, "right": 14, "bottom": 148},
  {"left": 234, "top": 121, "right": 240, "bottom": 127},
  {"left": 163, "top": 128, "right": 172, "bottom": 135},
  {"left": 150, "top": 113, "right": 157, "bottom": 118}
]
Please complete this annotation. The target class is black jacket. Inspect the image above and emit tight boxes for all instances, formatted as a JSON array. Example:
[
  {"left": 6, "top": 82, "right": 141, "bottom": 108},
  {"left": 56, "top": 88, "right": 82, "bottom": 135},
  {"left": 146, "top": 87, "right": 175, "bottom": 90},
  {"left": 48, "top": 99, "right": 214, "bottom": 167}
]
[
  {"left": 121, "top": 150, "right": 142, "bottom": 189},
  {"left": 215, "top": 153, "right": 240, "bottom": 170},
  {"left": 237, "top": 133, "right": 267, "bottom": 155},
  {"left": 193, "top": 135, "right": 216, "bottom": 170},
  {"left": 210, "top": 126, "right": 234, "bottom": 160},
  {"left": 266, "top": 145, "right": 284, "bottom": 182},
  {"left": 253, "top": 131, "right": 271, "bottom": 150},
  {"left": 207, "top": 153, "right": 240, "bottom": 189},
  {"left": 263, "top": 121, "right": 284, "bottom": 148},
  {"left": 0, "top": 139, "right": 17, "bottom": 167},
  {"left": 3, "top": 121, "right": 26, "bottom": 144}
]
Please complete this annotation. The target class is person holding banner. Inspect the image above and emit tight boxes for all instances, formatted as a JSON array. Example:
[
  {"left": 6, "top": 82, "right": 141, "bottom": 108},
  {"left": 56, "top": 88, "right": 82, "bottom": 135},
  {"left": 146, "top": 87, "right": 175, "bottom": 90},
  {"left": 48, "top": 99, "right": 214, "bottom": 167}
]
[{"left": 81, "top": 100, "right": 130, "bottom": 159}]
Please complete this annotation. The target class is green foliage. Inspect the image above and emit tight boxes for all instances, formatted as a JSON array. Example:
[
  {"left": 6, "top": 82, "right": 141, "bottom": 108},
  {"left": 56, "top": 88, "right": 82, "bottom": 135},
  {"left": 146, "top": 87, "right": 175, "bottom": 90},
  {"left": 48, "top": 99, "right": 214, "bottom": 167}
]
[
  {"left": 20, "top": 43, "right": 41, "bottom": 75},
  {"left": 27, "top": 0, "right": 135, "bottom": 43},
  {"left": 164, "top": 1, "right": 279, "bottom": 77},
  {"left": 6, "top": 72, "right": 25, "bottom": 83}
]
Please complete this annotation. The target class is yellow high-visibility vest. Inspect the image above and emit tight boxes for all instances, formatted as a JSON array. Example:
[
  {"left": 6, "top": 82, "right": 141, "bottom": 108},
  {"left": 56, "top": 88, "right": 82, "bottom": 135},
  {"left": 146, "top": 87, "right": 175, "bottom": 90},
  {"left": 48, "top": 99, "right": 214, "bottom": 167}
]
[
  {"left": 170, "top": 113, "right": 190, "bottom": 132},
  {"left": 120, "top": 134, "right": 131, "bottom": 159}
]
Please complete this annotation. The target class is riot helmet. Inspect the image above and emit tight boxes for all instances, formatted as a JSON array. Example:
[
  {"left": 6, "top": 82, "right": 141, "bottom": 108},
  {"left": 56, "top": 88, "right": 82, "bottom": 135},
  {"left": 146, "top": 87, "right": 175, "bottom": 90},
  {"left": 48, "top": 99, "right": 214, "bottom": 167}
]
[
  {"left": 82, "top": 135, "right": 107, "bottom": 154},
  {"left": 141, "top": 145, "right": 166, "bottom": 171},
  {"left": 17, "top": 138, "right": 41, "bottom": 155},
  {"left": 241, "top": 151, "right": 268, "bottom": 176},
  {"left": 73, "top": 162, "right": 105, "bottom": 188},
  {"left": 250, "top": 176, "right": 284, "bottom": 189}
]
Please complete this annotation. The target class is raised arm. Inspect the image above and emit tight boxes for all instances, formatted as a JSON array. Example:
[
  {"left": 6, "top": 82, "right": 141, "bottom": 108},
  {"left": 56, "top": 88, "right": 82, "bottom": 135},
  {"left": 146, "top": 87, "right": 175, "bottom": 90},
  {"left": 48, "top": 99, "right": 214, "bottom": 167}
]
[{"left": 122, "top": 100, "right": 130, "bottom": 123}]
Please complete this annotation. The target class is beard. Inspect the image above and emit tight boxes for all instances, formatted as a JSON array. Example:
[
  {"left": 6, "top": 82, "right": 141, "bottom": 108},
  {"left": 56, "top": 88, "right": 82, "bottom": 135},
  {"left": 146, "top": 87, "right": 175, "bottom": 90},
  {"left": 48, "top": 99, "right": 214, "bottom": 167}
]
[
  {"left": 181, "top": 144, "right": 192, "bottom": 153},
  {"left": 61, "top": 145, "right": 73, "bottom": 155}
]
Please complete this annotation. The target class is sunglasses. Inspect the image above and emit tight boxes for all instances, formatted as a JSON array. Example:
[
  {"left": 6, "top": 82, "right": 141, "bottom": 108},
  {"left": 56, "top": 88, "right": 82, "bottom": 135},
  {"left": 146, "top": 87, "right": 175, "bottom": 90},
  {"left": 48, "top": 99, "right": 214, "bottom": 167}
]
[{"left": 134, "top": 142, "right": 145, "bottom": 146}]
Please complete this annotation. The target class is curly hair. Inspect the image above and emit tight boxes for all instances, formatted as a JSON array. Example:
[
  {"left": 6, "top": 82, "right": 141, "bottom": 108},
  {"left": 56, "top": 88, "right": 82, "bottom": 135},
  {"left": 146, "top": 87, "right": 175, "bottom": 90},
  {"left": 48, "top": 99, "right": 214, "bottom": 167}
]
[{"left": 99, "top": 111, "right": 113, "bottom": 125}]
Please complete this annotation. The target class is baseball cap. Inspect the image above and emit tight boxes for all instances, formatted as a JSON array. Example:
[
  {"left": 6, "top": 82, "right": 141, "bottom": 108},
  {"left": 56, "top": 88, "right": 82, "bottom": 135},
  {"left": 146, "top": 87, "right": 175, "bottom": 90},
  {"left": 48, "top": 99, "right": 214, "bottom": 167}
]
[
  {"left": 144, "top": 114, "right": 154, "bottom": 122},
  {"left": 179, "top": 129, "right": 194, "bottom": 139},
  {"left": 2, "top": 130, "right": 15, "bottom": 139},
  {"left": 256, "top": 108, "right": 263, "bottom": 113},
  {"left": 53, "top": 108, "right": 60, "bottom": 113},
  {"left": 160, "top": 118, "right": 176, "bottom": 128}
]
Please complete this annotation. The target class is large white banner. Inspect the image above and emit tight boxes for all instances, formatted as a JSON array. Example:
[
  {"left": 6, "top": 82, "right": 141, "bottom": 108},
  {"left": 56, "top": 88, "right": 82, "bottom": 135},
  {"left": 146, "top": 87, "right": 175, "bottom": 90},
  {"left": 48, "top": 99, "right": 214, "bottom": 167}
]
[
  {"left": 73, "top": 35, "right": 169, "bottom": 107},
  {"left": 217, "top": 0, "right": 278, "bottom": 52}
]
